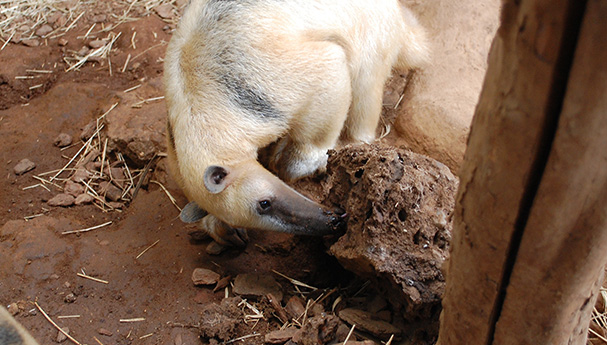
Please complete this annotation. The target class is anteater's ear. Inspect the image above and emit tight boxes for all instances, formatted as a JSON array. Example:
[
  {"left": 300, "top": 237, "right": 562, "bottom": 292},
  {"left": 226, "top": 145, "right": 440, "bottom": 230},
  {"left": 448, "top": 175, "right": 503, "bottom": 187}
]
[
  {"left": 179, "top": 201, "right": 208, "bottom": 223},
  {"left": 203, "top": 165, "right": 235, "bottom": 194}
]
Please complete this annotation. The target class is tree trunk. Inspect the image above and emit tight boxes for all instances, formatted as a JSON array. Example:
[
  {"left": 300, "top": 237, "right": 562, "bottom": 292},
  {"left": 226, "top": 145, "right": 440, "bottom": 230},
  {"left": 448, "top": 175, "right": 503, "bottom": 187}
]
[{"left": 437, "top": 0, "right": 607, "bottom": 344}]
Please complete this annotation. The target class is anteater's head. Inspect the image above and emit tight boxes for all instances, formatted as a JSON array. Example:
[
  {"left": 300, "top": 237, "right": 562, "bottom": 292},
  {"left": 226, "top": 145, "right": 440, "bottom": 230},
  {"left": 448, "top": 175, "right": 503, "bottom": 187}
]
[{"left": 183, "top": 161, "right": 346, "bottom": 236}]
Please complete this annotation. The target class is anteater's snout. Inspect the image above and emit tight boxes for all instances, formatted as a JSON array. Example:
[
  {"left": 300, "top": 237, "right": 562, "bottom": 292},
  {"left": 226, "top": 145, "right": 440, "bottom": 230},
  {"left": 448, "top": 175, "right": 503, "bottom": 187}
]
[{"left": 326, "top": 208, "right": 347, "bottom": 232}]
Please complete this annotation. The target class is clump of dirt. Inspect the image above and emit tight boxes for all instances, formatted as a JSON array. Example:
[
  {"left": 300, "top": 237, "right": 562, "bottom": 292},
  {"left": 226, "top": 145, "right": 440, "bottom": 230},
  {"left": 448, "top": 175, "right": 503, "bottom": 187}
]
[
  {"left": 198, "top": 297, "right": 247, "bottom": 341},
  {"left": 194, "top": 282, "right": 381, "bottom": 345},
  {"left": 322, "top": 143, "right": 458, "bottom": 336}
]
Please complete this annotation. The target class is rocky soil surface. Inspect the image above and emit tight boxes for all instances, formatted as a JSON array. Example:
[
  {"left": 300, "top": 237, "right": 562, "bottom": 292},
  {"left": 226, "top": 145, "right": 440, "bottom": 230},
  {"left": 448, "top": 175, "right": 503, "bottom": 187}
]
[{"left": 0, "top": 1, "right": 483, "bottom": 344}]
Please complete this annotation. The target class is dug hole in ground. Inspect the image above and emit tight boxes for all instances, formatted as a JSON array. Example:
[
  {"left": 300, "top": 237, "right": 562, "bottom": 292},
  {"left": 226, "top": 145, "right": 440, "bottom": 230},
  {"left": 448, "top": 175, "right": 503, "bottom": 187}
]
[{"left": 0, "top": 0, "right": 501, "bottom": 344}]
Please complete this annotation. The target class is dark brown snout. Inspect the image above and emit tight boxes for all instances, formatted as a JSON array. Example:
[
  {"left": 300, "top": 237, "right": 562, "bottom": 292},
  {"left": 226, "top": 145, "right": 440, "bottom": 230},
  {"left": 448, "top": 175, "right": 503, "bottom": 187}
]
[
  {"left": 325, "top": 208, "right": 348, "bottom": 232},
  {"left": 267, "top": 179, "right": 347, "bottom": 236}
]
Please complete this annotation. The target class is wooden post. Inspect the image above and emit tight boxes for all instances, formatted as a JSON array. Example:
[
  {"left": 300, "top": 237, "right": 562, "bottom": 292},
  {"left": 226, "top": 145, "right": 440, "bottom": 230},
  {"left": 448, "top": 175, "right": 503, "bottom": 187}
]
[{"left": 437, "top": 0, "right": 607, "bottom": 344}]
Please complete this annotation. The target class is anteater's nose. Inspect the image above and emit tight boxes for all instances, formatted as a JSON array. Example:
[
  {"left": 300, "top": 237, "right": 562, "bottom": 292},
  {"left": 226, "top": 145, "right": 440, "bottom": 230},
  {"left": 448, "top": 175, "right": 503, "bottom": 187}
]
[{"left": 326, "top": 208, "right": 347, "bottom": 231}]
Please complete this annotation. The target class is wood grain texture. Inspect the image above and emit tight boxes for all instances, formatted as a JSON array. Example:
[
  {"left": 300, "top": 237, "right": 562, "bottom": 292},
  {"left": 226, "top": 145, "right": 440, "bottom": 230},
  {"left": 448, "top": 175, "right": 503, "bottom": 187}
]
[
  {"left": 493, "top": 1, "right": 607, "bottom": 343},
  {"left": 437, "top": 0, "right": 604, "bottom": 344}
]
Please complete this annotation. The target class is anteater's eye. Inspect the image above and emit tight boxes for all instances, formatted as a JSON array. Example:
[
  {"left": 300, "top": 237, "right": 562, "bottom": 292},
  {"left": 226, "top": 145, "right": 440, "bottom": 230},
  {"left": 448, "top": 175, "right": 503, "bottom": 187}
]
[{"left": 258, "top": 200, "right": 271, "bottom": 211}]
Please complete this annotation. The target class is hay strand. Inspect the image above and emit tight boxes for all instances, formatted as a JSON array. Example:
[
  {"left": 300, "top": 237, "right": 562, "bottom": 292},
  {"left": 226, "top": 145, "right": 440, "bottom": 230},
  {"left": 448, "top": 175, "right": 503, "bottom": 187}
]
[
  {"left": 76, "top": 272, "right": 109, "bottom": 284},
  {"left": 35, "top": 301, "right": 82, "bottom": 345},
  {"left": 62, "top": 221, "right": 112, "bottom": 235}
]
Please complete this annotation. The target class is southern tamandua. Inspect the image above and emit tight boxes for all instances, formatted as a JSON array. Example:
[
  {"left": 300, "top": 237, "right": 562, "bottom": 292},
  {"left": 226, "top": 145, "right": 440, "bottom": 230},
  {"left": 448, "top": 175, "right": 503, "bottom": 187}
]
[{"left": 164, "top": 0, "right": 429, "bottom": 246}]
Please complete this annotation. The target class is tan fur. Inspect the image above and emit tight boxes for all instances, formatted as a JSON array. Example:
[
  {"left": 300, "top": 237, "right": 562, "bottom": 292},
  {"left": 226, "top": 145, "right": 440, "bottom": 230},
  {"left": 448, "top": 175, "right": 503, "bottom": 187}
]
[{"left": 165, "top": 0, "right": 429, "bottom": 244}]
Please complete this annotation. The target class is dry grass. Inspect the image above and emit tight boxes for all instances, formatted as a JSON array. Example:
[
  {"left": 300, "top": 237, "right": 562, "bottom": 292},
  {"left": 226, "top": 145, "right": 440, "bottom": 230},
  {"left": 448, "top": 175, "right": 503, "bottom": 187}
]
[
  {"left": 589, "top": 287, "right": 607, "bottom": 345},
  {"left": 1, "top": 0, "right": 93, "bottom": 45},
  {"left": 2, "top": 1, "right": 178, "bottom": 208},
  {"left": 0, "top": 0, "right": 176, "bottom": 36},
  {"left": 30, "top": 103, "right": 151, "bottom": 213},
  {"left": 0, "top": 0, "right": 177, "bottom": 72}
]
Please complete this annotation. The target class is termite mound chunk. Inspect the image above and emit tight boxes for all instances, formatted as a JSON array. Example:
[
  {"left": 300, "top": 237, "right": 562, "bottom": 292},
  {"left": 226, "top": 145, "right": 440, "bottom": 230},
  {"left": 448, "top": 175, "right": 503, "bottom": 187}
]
[{"left": 323, "top": 143, "right": 458, "bottom": 335}]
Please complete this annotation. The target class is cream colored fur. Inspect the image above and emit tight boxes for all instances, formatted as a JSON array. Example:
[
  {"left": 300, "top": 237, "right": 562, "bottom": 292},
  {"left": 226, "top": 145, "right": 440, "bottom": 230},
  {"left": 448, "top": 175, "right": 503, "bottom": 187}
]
[{"left": 165, "top": 0, "right": 429, "bottom": 245}]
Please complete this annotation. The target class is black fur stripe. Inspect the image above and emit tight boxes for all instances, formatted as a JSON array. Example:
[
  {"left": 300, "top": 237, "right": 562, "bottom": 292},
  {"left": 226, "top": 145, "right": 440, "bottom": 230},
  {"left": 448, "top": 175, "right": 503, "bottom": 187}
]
[
  {"left": 167, "top": 120, "right": 177, "bottom": 152},
  {"left": 217, "top": 48, "right": 282, "bottom": 120},
  {"left": 0, "top": 321, "right": 24, "bottom": 345},
  {"left": 221, "top": 75, "right": 282, "bottom": 119}
]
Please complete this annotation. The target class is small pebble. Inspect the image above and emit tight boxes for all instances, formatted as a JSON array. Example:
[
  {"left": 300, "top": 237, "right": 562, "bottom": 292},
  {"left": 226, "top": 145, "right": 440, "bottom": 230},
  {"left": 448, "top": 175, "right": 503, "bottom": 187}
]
[
  {"left": 13, "top": 158, "right": 36, "bottom": 175},
  {"left": 88, "top": 39, "right": 106, "bottom": 49},
  {"left": 58, "top": 38, "right": 69, "bottom": 46},
  {"left": 191, "top": 268, "right": 220, "bottom": 286},
  {"left": 97, "top": 328, "right": 113, "bottom": 336},
  {"left": 109, "top": 167, "right": 125, "bottom": 181},
  {"left": 265, "top": 328, "right": 299, "bottom": 344},
  {"left": 154, "top": 4, "right": 174, "bottom": 19},
  {"left": 233, "top": 273, "right": 283, "bottom": 301},
  {"left": 86, "top": 161, "right": 102, "bottom": 172},
  {"left": 174, "top": 333, "right": 184, "bottom": 345},
  {"left": 91, "top": 14, "right": 107, "bottom": 23},
  {"left": 129, "top": 62, "right": 141, "bottom": 70},
  {"left": 56, "top": 327, "right": 69, "bottom": 343},
  {"left": 285, "top": 296, "right": 306, "bottom": 320},
  {"left": 80, "top": 121, "right": 96, "bottom": 140},
  {"left": 54, "top": 133, "right": 73, "bottom": 147},
  {"left": 77, "top": 149, "right": 100, "bottom": 168},
  {"left": 7, "top": 303, "right": 19, "bottom": 316},
  {"left": 64, "top": 180, "right": 85, "bottom": 196},
  {"left": 75, "top": 193, "right": 94, "bottom": 205},
  {"left": 47, "top": 12, "right": 63, "bottom": 25},
  {"left": 64, "top": 293, "right": 76, "bottom": 303},
  {"left": 108, "top": 201, "right": 124, "bottom": 209},
  {"left": 35, "top": 24, "right": 53, "bottom": 37},
  {"left": 213, "top": 276, "right": 232, "bottom": 292},
  {"left": 71, "top": 169, "right": 91, "bottom": 183},
  {"left": 99, "top": 181, "right": 122, "bottom": 202},
  {"left": 48, "top": 194, "right": 75, "bottom": 207},
  {"left": 21, "top": 38, "right": 40, "bottom": 47},
  {"left": 77, "top": 46, "right": 90, "bottom": 56}
]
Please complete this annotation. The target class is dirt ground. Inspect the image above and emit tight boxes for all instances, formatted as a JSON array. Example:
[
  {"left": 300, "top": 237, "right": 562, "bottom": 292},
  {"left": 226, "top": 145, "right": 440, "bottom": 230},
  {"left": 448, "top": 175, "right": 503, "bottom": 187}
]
[
  {"left": 3, "top": 1, "right": 607, "bottom": 345},
  {"left": 0, "top": 2, "right": 466, "bottom": 345}
]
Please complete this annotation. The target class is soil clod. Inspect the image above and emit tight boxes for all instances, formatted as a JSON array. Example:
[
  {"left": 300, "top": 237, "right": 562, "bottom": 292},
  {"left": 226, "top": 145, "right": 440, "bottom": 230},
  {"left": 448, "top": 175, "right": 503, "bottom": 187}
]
[
  {"left": 74, "top": 193, "right": 94, "bottom": 205},
  {"left": 54, "top": 133, "right": 73, "bottom": 147},
  {"left": 13, "top": 158, "right": 36, "bottom": 175},
  {"left": 56, "top": 326, "right": 69, "bottom": 343},
  {"left": 338, "top": 308, "right": 401, "bottom": 340},
  {"left": 35, "top": 24, "right": 53, "bottom": 37},
  {"left": 64, "top": 293, "right": 76, "bottom": 303},
  {"left": 64, "top": 180, "right": 85, "bottom": 197},
  {"left": 192, "top": 268, "right": 220, "bottom": 286},
  {"left": 48, "top": 193, "right": 76, "bottom": 207},
  {"left": 233, "top": 273, "right": 283, "bottom": 301},
  {"left": 323, "top": 143, "right": 458, "bottom": 340},
  {"left": 265, "top": 328, "right": 299, "bottom": 344},
  {"left": 97, "top": 328, "right": 113, "bottom": 336}
]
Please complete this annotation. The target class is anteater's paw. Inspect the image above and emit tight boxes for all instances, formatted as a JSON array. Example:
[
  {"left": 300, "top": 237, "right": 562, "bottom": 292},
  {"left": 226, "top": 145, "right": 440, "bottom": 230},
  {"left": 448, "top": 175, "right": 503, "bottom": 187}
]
[
  {"left": 273, "top": 144, "right": 328, "bottom": 182},
  {"left": 200, "top": 215, "right": 249, "bottom": 248}
]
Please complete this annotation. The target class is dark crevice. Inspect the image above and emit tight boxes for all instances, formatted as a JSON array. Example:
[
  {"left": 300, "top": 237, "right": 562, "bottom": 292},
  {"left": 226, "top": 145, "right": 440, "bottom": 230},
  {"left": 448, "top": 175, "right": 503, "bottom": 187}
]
[{"left": 486, "top": 1, "right": 588, "bottom": 344}]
